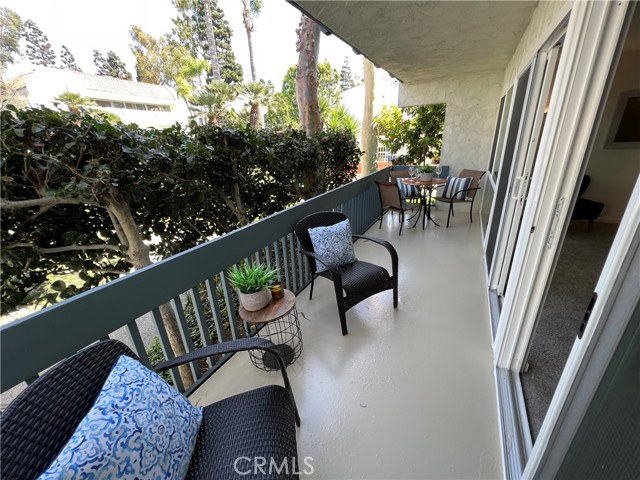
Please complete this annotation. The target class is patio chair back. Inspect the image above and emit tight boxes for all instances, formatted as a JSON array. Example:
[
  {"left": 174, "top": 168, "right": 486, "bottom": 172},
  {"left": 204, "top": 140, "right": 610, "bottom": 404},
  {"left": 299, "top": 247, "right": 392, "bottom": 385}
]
[
  {"left": 459, "top": 169, "right": 485, "bottom": 200},
  {"left": 0, "top": 340, "right": 135, "bottom": 479}
]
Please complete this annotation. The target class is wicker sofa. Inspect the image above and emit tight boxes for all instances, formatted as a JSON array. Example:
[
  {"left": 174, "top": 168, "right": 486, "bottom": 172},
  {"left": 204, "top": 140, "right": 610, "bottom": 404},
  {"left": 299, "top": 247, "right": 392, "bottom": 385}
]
[{"left": 0, "top": 338, "right": 300, "bottom": 479}]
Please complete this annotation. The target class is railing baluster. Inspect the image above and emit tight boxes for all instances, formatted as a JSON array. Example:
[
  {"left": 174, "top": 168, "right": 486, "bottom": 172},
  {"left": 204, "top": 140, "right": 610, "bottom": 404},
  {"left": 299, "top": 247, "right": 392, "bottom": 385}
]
[
  {"left": 288, "top": 233, "right": 298, "bottom": 292},
  {"left": 205, "top": 278, "right": 226, "bottom": 343},
  {"left": 220, "top": 273, "right": 240, "bottom": 340},
  {"left": 295, "top": 236, "right": 304, "bottom": 293},
  {"left": 274, "top": 240, "right": 283, "bottom": 282},
  {"left": 189, "top": 286, "right": 213, "bottom": 368},
  {"left": 1, "top": 171, "right": 395, "bottom": 393},
  {"left": 150, "top": 307, "right": 184, "bottom": 392},
  {"left": 281, "top": 237, "right": 291, "bottom": 291},
  {"left": 171, "top": 296, "right": 202, "bottom": 380},
  {"left": 126, "top": 321, "right": 151, "bottom": 367}
]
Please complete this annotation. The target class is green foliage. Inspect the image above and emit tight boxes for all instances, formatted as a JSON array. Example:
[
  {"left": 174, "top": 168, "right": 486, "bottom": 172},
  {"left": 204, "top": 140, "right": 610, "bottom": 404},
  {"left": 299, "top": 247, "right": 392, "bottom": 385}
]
[
  {"left": 0, "top": 8, "right": 23, "bottom": 71},
  {"left": 339, "top": 56, "right": 357, "bottom": 91},
  {"left": 171, "top": 0, "right": 243, "bottom": 84},
  {"left": 22, "top": 19, "right": 56, "bottom": 67},
  {"left": 190, "top": 80, "right": 239, "bottom": 125},
  {"left": 228, "top": 263, "right": 277, "bottom": 293},
  {"left": 241, "top": 80, "right": 273, "bottom": 129},
  {"left": 1, "top": 106, "right": 361, "bottom": 311},
  {"left": 417, "top": 165, "right": 436, "bottom": 174},
  {"left": 93, "top": 50, "right": 133, "bottom": 80},
  {"left": 325, "top": 105, "right": 360, "bottom": 137},
  {"left": 265, "top": 62, "right": 342, "bottom": 130},
  {"left": 53, "top": 91, "right": 120, "bottom": 123},
  {"left": 59, "top": 45, "right": 81, "bottom": 72},
  {"left": 373, "top": 104, "right": 446, "bottom": 164}
]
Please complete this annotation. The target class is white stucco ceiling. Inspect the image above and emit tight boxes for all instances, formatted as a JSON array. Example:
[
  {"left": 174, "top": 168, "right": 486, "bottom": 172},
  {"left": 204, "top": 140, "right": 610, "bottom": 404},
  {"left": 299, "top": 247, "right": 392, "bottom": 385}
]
[{"left": 291, "top": 1, "right": 539, "bottom": 83}]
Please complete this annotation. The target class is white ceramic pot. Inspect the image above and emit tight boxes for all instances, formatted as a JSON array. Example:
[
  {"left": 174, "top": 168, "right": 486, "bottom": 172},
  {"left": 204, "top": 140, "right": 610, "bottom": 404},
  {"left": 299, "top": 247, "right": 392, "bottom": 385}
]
[
  {"left": 419, "top": 172, "right": 433, "bottom": 181},
  {"left": 238, "top": 289, "right": 271, "bottom": 311}
]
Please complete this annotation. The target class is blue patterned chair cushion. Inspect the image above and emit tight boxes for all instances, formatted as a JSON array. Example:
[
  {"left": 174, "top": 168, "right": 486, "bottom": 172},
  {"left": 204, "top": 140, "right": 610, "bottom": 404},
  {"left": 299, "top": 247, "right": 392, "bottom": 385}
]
[
  {"left": 396, "top": 178, "right": 420, "bottom": 199},
  {"left": 308, "top": 218, "right": 358, "bottom": 273},
  {"left": 37, "top": 355, "right": 203, "bottom": 480},
  {"left": 442, "top": 176, "right": 473, "bottom": 200}
]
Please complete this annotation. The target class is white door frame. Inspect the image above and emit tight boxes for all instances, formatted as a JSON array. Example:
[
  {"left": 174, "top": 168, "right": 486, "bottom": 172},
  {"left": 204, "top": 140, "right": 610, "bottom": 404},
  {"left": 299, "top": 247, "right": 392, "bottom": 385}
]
[
  {"left": 493, "top": 46, "right": 562, "bottom": 297},
  {"left": 527, "top": 174, "right": 640, "bottom": 478},
  {"left": 493, "top": 0, "right": 631, "bottom": 371}
]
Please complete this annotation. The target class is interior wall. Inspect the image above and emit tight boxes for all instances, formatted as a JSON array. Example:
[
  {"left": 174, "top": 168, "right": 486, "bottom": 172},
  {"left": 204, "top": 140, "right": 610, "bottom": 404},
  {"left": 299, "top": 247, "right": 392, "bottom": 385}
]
[
  {"left": 398, "top": 70, "right": 503, "bottom": 175},
  {"left": 583, "top": 50, "right": 640, "bottom": 223}
]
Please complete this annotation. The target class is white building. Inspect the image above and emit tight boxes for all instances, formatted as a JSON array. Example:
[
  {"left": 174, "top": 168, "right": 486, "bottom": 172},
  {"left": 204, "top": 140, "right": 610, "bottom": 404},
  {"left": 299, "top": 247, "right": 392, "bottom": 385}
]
[{"left": 6, "top": 67, "right": 190, "bottom": 129}]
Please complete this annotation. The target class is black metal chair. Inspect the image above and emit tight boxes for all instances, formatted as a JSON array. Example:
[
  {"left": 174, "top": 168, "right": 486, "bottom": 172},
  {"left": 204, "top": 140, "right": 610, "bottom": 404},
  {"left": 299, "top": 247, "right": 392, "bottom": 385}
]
[
  {"left": 0, "top": 338, "right": 300, "bottom": 480},
  {"left": 294, "top": 211, "right": 398, "bottom": 335},
  {"left": 433, "top": 169, "right": 485, "bottom": 228}
]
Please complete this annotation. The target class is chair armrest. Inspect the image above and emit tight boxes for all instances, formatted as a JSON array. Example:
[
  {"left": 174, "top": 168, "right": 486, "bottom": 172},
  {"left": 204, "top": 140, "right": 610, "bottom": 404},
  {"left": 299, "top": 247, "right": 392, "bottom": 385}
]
[
  {"left": 450, "top": 185, "right": 481, "bottom": 200},
  {"left": 352, "top": 235, "right": 398, "bottom": 278},
  {"left": 154, "top": 337, "right": 300, "bottom": 425},
  {"left": 300, "top": 249, "right": 343, "bottom": 277}
]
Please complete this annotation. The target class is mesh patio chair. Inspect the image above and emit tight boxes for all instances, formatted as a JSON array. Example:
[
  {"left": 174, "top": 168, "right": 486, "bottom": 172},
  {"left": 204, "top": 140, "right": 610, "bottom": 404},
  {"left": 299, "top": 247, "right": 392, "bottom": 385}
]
[
  {"left": 0, "top": 338, "right": 300, "bottom": 480},
  {"left": 294, "top": 211, "right": 398, "bottom": 335},
  {"left": 375, "top": 180, "right": 420, "bottom": 235},
  {"left": 433, "top": 169, "right": 485, "bottom": 228}
]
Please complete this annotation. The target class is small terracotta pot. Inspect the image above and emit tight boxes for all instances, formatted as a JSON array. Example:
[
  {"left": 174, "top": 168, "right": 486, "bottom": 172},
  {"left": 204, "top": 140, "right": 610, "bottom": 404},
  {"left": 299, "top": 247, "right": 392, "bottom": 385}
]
[{"left": 238, "top": 289, "right": 271, "bottom": 311}]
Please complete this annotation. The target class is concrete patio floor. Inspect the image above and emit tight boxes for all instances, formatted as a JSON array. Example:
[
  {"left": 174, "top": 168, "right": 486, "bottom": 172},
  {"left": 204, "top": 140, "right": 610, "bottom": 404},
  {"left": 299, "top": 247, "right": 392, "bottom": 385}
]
[{"left": 189, "top": 208, "right": 503, "bottom": 479}]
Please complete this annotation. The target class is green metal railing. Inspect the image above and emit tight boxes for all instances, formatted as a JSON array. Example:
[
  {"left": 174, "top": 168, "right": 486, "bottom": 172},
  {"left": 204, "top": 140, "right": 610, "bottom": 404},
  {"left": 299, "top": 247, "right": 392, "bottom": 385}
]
[{"left": 1, "top": 169, "right": 389, "bottom": 394}]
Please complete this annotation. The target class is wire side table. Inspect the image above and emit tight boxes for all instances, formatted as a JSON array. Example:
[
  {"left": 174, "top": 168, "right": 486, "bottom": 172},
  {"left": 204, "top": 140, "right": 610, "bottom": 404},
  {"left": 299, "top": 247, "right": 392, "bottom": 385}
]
[{"left": 239, "top": 289, "right": 303, "bottom": 371}]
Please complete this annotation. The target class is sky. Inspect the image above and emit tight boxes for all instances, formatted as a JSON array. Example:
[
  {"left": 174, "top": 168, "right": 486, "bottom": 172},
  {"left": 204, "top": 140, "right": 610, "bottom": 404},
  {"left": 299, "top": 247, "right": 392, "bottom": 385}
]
[{"left": 3, "top": 0, "right": 363, "bottom": 91}]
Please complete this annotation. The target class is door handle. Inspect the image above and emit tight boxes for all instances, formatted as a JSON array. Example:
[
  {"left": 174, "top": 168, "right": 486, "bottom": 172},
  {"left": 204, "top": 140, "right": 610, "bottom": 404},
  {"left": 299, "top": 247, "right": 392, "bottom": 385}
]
[
  {"left": 578, "top": 292, "right": 597, "bottom": 339},
  {"left": 511, "top": 176, "right": 524, "bottom": 200}
]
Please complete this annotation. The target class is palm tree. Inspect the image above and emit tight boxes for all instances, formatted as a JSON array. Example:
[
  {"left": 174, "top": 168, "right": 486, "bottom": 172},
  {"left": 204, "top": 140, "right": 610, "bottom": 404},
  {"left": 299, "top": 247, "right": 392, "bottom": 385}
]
[
  {"left": 295, "top": 15, "right": 322, "bottom": 135},
  {"left": 325, "top": 105, "right": 361, "bottom": 137},
  {"left": 54, "top": 92, "right": 96, "bottom": 113},
  {"left": 190, "top": 80, "right": 238, "bottom": 125},
  {"left": 203, "top": 0, "right": 221, "bottom": 80},
  {"left": 241, "top": 80, "right": 273, "bottom": 129},
  {"left": 240, "top": 0, "right": 262, "bottom": 82}
]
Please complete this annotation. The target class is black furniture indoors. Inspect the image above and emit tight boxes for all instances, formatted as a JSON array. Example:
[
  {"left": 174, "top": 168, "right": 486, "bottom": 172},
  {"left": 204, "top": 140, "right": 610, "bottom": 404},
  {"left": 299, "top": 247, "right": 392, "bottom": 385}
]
[
  {"left": 0, "top": 338, "right": 300, "bottom": 480},
  {"left": 294, "top": 211, "right": 398, "bottom": 335},
  {"left": 571, "top": 174, "right": 605, "bottom": 231}
]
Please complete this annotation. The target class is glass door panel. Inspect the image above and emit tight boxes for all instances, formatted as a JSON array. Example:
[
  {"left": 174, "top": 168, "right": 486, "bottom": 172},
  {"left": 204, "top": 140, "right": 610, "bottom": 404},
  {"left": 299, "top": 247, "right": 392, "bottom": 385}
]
[{"left": 495, "top": 46, "right": 563, "bottom": 297}]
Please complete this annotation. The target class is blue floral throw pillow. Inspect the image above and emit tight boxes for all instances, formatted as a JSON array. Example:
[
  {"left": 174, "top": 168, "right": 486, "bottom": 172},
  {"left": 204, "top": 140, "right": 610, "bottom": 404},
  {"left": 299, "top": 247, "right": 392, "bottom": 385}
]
[
  {"left": 38, "top": 355, "right": 203, "bottom": 480},
  {"left": 308, "top": 218, "right": 358, "bottom": 273}
]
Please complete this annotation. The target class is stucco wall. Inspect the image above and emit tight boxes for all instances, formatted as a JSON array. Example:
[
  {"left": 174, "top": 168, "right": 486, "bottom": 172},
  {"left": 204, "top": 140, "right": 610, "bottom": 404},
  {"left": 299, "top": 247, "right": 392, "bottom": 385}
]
[
  {"left": 501, "top": 1, "right": 572, "bottom": 92},
  {"left": 584, "top": 50, "right": 640, "bottom": 222},
  {"left": 398, "top": 70, "right": 503, "bottom": 175}
]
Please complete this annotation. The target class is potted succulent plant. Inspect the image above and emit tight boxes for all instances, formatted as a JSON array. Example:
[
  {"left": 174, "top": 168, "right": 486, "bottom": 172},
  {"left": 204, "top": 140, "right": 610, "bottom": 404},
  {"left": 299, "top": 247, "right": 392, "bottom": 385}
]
[
  {"left": 417, "top": 165, "right": 436, "bottom": 181},
  {"left": 228, "top": 263, "right": 278, "bottom": 311}
]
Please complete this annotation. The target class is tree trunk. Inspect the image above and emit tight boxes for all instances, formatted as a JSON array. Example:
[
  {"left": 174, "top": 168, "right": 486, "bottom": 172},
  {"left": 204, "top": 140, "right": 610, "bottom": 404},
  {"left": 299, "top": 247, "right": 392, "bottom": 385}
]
[
  {"left": 242, "top": 0, "right": 257, "bottom": 82},
  {"left": 249, "top": 104, "right": 260, "bottom": 129},
  {"left": 203, "top": 0, "right": 221, "bottom": 81},
  {"left": 295, "top": 15, "right": 322, "bottom": 136},
  {"left": 106, "top": 189, "right": 194, "bottom": 389},
  {"left": 361, "top": 58, "right": 377, "bottom": 175}
]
